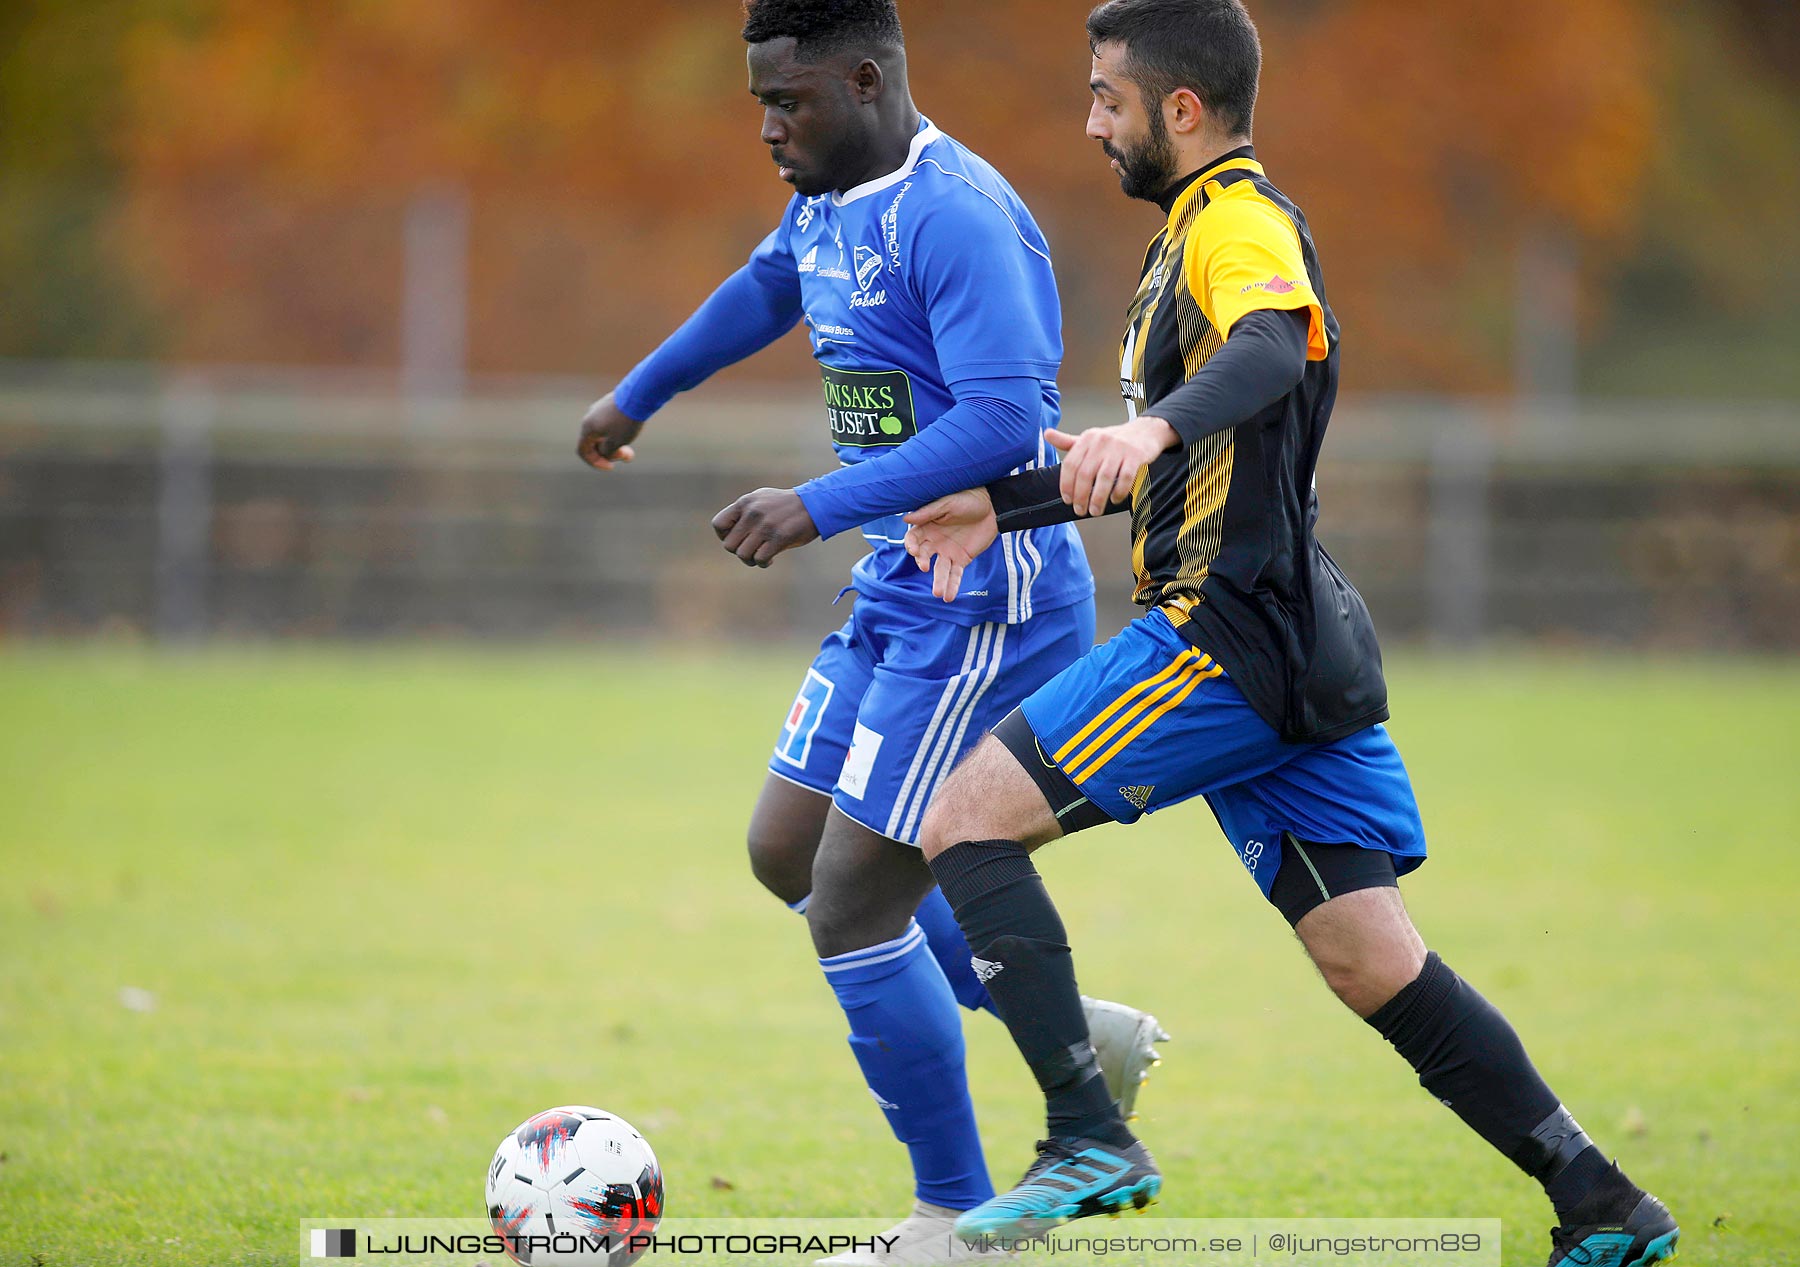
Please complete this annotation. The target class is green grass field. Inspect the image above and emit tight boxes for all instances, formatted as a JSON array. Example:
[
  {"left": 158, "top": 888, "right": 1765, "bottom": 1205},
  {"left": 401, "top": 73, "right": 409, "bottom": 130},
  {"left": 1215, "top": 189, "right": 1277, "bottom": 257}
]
[{"left": 2, "top": 647, "right": 1797, "bottom": 1266}]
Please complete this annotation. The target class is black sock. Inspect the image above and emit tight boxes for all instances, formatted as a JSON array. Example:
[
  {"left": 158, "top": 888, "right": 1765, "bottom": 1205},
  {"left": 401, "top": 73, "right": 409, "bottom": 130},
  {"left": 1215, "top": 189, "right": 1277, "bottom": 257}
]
[
  {"left": 930, "top": 839, "right": 1133, "bottom": 1148},
  {"left": 1366, "top": 952, "right": 1633, "bottom": 1222},
  {"left": 1559, "top": 1160, "right": 1644, "bottom": 1228}
]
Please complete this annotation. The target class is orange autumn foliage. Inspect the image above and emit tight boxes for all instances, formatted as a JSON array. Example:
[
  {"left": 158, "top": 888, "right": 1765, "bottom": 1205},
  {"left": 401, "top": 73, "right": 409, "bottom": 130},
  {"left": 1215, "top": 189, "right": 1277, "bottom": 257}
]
[{"left": 113, "top": 0, "right": 1657, "bottom": 391}]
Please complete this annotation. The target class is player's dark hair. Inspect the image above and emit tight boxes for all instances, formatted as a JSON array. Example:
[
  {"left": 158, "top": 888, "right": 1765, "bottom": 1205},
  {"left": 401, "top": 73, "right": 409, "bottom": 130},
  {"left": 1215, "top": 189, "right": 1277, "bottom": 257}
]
[
  {"left": 1086, "top": 0, "right": 1260, "bottom": 138},
  {"left": 742, "top": 0, "right": 905, "bottom": 60}
]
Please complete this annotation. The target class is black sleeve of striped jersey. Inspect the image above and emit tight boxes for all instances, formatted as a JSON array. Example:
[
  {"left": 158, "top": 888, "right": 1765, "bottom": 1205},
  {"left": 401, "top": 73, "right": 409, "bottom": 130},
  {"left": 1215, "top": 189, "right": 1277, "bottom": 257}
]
[
  {"left": 1149, "top": 307, "right": 1310, "bottom": 447},
  {"left": 985, "top": 464, "right": 1128, "bottom": 532}
]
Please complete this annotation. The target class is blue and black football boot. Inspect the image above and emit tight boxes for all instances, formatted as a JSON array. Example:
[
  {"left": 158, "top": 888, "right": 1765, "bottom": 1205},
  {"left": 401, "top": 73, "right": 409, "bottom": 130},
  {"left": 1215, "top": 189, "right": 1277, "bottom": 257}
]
[
  {"left": 1547, "top": 1190, "right": 1680, "bottom": 1266},
  {"left": 953, "top": 1135, "right": 1160, "bottom": 1244}
]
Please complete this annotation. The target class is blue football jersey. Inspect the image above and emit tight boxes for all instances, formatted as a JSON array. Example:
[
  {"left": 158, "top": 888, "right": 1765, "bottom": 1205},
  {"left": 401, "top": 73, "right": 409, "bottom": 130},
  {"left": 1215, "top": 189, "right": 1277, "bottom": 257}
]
[{"left": 750, "top": 119, "right": 1093, "bottom": 625}]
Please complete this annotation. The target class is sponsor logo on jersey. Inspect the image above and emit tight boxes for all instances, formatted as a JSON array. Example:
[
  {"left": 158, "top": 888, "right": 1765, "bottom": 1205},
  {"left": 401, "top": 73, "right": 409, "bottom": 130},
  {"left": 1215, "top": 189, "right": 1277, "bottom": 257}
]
[
  {"left": 776, "top": 669, "right": 835, "bottom": 768},
  {"left": 820, "top": 366, "right": 917, "bottom": 446},
  {"left": 811, "top": 320, "right": 854, "bottom": 339},
  {"left": 800, "top": 239, "right": 853, "bottom": 281},
  {"left": 796, "top": 197, "right": 824, "bottom": 232},
  {"left": 838, "top": 723, "right": 884, "bottom": 801},
  {"left": 1240, "top": 274, "right": 1298, "bottom": 295},
  {"left": 882, "top": 181, "right": 912, "bottom": 272}
]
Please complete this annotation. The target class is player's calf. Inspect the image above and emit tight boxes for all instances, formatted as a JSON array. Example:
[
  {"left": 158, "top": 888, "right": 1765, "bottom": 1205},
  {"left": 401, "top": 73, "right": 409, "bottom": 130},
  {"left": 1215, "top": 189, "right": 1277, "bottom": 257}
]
[{"left": 1364, "top": 950, "right": 1679, "bottom": 1260}]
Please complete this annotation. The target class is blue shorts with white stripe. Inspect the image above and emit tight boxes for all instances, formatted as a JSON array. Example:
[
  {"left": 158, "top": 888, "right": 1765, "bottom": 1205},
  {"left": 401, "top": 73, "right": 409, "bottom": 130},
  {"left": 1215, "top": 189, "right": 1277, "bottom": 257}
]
[{"left": 770, "top": 594, "right": 1096, "bottom": 845}]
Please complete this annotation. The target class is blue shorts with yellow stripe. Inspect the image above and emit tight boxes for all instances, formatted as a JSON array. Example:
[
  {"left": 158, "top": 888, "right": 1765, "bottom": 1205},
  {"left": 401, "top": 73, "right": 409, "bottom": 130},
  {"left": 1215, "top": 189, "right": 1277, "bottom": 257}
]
[{"left": 1018, "top": 608, "right": 1426, "bottom": 898}]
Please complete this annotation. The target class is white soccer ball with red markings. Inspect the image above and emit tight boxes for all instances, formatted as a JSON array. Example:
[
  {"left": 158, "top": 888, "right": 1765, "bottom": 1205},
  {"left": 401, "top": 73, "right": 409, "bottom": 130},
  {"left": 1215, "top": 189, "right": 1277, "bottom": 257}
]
[{"left": 485, "top": 1106, "right": 664, "bottom": 1266}]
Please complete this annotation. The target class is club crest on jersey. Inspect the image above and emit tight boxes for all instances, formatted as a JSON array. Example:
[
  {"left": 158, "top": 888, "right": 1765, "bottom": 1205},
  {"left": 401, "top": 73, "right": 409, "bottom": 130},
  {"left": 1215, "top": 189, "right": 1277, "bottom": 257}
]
[{"left": 854, "top": 245, "right": 883, "bottom": 291}]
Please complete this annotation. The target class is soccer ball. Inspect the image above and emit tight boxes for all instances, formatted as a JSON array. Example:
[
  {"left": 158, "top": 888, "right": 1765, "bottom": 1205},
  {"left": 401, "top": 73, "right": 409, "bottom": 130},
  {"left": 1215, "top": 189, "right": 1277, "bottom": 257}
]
[{"left": 486, "top": 1106, "right": 664, "bottom": 1266}]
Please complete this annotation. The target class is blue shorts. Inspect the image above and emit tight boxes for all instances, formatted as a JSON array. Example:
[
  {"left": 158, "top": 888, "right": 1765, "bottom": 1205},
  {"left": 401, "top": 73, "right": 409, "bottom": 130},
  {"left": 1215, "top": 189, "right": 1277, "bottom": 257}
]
[
  {"left": 1019, "top": 608, "right": 1426, "bottom": 897},
  {"left": 771, "top": 596, "right": 1096, "bottom": 845}
]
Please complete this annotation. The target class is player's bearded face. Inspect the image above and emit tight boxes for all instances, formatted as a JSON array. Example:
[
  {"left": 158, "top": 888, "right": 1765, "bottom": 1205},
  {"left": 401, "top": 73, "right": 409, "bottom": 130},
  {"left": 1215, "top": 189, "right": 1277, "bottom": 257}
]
[{"left": 1104, "top": 100, "right": 1179, "bottom": 203}]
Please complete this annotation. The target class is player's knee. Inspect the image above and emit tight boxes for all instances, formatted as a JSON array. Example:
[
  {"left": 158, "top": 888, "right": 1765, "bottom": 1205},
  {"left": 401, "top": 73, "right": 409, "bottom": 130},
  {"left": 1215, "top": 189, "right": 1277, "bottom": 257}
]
[
  {"left": 917, "top": 800, "right": 955, "bottom": 861},
  {"left": 805, "top": 905, "right": 858, "bottom": 960},
  {"left": 804, "top": 891, "right": 896, "bottom": 960},
  {"left": 745, "top": 822, "right": 813, "bottom": 907},
  {"left": 918, "top": 774, "right": 981, "bottom": 861},
  {"left": 1312, "top": 951, "right": 1367, "bottom": 1007},
  {"left": 1305, "top": 935, "right": 1425, "bottom": 1017}
]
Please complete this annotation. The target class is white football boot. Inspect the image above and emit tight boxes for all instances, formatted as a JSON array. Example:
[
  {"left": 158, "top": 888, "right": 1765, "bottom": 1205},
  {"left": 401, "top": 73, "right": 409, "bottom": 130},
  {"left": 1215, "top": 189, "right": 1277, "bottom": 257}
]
[
  {"left": 1081, "top": 996, "right": 1170, "bottom": 1120},
  {"left": 816, "top": 1199, "right": 1014, "bottom": 1265}
]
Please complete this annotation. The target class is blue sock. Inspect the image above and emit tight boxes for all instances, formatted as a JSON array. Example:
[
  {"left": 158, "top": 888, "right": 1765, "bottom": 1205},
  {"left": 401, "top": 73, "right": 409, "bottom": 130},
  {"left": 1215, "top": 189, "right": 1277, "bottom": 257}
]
[
  {"left": 914, "top": 886, "right": 997, "bottom": 1015},
  {"left": 820, "top": 920, "right": 995, "bottom": 1210}
]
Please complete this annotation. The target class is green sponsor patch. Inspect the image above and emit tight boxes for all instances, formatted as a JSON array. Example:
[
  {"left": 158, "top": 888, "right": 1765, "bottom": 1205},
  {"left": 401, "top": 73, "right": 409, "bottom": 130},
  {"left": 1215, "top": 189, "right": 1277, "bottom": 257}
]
[{"left": 821, "top": 365, "right": 917, "bottom": 447}]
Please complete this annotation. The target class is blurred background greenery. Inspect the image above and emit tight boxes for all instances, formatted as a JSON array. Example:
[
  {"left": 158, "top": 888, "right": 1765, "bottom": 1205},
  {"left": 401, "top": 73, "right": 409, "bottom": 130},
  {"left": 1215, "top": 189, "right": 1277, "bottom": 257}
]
[{"left": 4, "top": 0, "right": 1797, "bottom": 395}]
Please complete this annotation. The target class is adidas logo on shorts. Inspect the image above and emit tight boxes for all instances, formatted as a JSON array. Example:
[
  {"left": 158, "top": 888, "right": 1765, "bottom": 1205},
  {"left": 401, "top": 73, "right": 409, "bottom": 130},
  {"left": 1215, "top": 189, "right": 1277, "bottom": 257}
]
[{"left": 1120, "top": 785, "right": 1155, "bottom": 810}]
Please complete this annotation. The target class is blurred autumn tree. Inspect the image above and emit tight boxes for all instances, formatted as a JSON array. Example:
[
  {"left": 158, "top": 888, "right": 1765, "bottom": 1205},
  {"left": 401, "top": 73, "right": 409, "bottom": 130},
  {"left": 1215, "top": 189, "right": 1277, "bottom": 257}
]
[
  {"left": 0, "top": 0, "right": 163, "bottom": 358},
  {"left": 4, "top": 0, "right": 1797, "bottom": 395},
  {"left": 1582, "top": 1, "right": 1800, "bottom": 396}
]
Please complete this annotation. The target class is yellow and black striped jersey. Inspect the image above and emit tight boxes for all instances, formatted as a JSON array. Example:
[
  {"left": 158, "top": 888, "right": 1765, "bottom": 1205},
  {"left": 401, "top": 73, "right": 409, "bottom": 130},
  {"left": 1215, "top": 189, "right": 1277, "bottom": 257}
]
[{"left": 1120, "top": 147, "right": 1387, "bottom": 743}]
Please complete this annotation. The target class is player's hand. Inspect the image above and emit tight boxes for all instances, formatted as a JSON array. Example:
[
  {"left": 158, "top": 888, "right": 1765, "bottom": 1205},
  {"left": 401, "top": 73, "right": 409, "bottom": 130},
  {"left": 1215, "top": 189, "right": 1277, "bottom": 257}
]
[
  {"left": 1046, "top": 417, "right": 1179, "bottom": 517},
  {"left": 902, "top": 489, "right": 996, "bottom": 603},
  {"left": 576, "top": 392, "right": 644, "bottom": 471},
  {"left": 712, "top": 487, "right": 820, "bottom": 568}
]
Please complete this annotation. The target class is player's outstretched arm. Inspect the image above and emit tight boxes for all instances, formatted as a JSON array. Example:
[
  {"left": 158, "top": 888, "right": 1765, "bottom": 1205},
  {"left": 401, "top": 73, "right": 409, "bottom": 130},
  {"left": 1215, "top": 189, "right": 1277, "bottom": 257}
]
[
  {"left": 901, "top": 414, "right": 1180, "bottom": 602},
  {"left": 578, "top": 252, "right": 802, "bottom": 474},
  {"left": 791, "top": 375, "right": 1045, "bottom": 540},
  {"left": 1049, "top": 417, "right": 1180, "bottom": 517},
  {"left": 707, "top": 375, "right": 1047, "bottom": 569}
]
